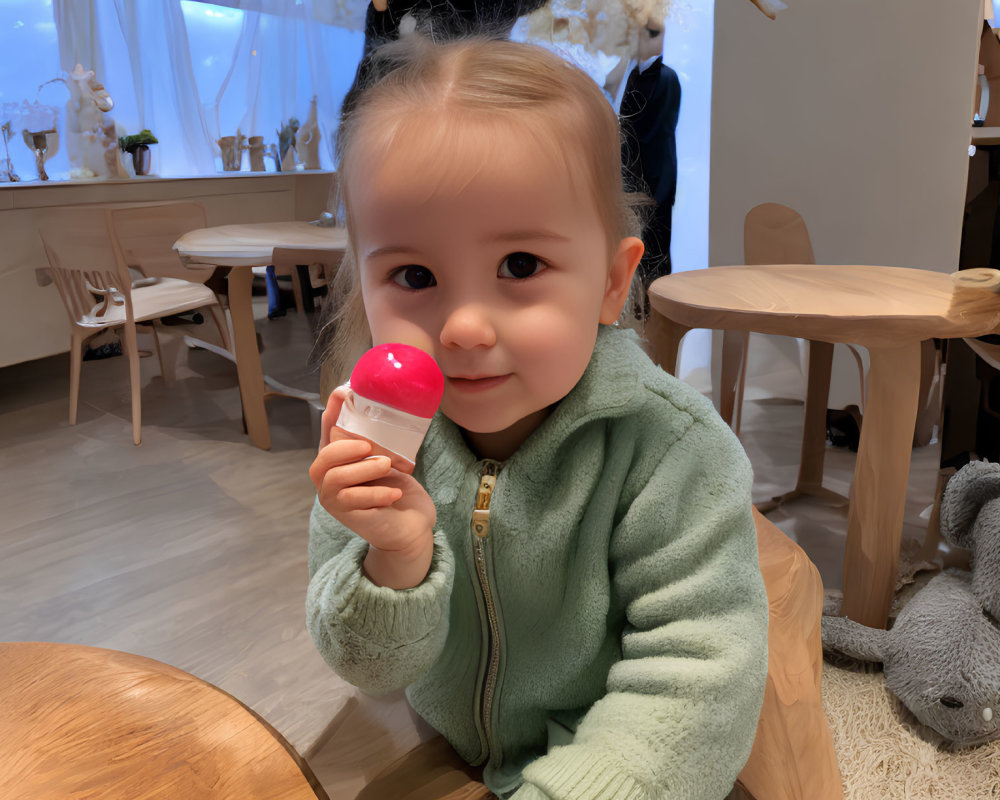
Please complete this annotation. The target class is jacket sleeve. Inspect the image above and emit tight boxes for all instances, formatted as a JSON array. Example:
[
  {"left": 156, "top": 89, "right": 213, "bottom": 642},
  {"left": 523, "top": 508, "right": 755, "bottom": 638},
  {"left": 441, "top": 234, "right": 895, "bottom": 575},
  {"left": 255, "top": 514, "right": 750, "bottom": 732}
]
[
  {"left": 513, "top": 409, "right": 769, "bottom": 800},
  {"left": 305, "top": 497, "right": 455, "bottom": 693}
]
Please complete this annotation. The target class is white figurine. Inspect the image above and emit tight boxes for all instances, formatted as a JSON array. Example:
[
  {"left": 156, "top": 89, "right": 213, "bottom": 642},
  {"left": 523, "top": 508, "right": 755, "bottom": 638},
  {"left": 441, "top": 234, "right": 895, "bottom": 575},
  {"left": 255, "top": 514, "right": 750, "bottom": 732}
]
[{"left": 61, "top": 64, "right": 116, "bottom": 179}]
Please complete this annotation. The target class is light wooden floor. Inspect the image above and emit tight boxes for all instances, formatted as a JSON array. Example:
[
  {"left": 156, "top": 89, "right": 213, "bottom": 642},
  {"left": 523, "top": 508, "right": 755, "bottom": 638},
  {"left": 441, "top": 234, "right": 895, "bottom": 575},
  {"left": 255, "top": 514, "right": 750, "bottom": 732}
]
[{"left": 0, "top": 302, "right": 939, "bottom": 796}]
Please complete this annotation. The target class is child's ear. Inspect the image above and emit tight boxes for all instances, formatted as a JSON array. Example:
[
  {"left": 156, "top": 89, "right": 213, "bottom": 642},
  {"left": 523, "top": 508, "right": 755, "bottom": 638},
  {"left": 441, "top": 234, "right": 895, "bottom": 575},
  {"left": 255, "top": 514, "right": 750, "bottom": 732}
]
[{"left": 599, "top": 236, "right": 644, "bottom": 324}]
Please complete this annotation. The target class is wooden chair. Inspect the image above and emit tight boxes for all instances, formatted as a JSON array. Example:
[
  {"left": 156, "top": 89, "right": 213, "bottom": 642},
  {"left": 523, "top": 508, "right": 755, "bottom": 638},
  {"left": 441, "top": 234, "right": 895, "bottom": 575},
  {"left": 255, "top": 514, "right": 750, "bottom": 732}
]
[
  {"left": 726, "top": 203, "right": 866, "bottom": 438},
  {"left": 0, "top": 641, "right": 327, "bottom": 800},
  {"left": 732, "top": 203, "right": 866, "bottom": 511},
  {"left": 110, "top": 202, "right": 218, "bottom": 287},
  {"left": 272, "top": 246, "right": 344, "bottom": 314},
  {"left": 110, "top": 201, "right": 232, "bottom": 358},
  {"left": 273, "top": 174, "right": 343, "bottom": 313},
  {"left": 39, "top": 207, "right": 228, "bottom": 445}
]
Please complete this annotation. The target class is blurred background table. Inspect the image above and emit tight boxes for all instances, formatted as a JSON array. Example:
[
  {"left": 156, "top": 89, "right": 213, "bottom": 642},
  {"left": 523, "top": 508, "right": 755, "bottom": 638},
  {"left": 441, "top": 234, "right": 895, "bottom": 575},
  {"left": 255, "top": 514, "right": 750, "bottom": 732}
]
[{"left": 174, "top": 222, "right": 347, "bottom": 449}]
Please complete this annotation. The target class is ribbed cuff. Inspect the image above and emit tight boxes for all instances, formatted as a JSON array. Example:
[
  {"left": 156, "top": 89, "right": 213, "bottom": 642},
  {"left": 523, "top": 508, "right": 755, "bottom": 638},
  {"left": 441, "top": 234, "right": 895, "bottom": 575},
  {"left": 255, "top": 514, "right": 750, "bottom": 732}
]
[
  {"left": 509, "top": 782, "right": 549, "bottom": 800},
  {"left": 308, "top": 533, "right": 452, "bottom": 646},
  {"left": 520, "top": 748, "right": 651, "bottom": 800}
]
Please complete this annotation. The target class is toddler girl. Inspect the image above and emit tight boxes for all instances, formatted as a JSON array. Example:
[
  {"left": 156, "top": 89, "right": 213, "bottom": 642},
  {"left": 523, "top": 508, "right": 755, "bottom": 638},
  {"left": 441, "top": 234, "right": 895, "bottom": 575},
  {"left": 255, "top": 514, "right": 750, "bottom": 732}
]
[{"left": 307, "top": 36, "right": 768, "bottom": 800}]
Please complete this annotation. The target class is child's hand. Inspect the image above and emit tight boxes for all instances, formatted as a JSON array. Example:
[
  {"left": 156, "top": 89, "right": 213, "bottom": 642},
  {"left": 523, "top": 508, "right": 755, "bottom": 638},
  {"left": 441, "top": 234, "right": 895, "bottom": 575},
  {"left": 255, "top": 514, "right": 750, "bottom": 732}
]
[{"left": 310, "top": 387, "right": 437, "bottom": 589}]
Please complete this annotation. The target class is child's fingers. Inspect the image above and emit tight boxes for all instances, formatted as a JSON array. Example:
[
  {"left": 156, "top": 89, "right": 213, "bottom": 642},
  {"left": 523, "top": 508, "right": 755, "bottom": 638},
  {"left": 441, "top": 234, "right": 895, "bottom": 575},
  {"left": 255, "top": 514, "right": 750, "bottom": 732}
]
[
  {"left": 318, "top": 385, "right": 351, "bottom": 450},
  {"left": 309, "top": 438, "right": 374, "bottom": 490},
  {"left": 334, "top": 484, "right": 404, "bottom": 511},
  {"left": 326, "top": 455, "right": 394, "bottom": 490}
]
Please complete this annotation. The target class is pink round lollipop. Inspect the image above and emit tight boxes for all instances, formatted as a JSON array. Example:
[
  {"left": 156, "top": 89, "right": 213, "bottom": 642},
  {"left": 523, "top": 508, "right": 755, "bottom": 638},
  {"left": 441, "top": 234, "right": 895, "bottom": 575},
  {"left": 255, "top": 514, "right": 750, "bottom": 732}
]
[
  {"left": 350, "top": 344, "right": 444, "bottom": 419},
  {"left": 335, "top": 344, "right": 444, "bottom": 473}
]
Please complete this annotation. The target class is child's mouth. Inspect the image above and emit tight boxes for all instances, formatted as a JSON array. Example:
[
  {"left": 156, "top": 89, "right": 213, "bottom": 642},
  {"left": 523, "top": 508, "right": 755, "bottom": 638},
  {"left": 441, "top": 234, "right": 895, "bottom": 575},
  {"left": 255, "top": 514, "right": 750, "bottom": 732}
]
[{"left": 447, "top": 374, "right": 512, "bottom": 392}]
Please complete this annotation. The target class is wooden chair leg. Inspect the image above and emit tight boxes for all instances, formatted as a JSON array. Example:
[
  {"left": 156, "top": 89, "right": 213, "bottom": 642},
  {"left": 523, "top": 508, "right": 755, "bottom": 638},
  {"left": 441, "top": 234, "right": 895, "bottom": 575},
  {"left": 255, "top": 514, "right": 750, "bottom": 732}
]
[
  {"left": 919, "top": 466, "right": 958, "bottom": 562},
  {"left": 913, "top": 339, "right": 941, "bottom": 448},
  {"left": 122, "top": 322, "right": 143, "bottom": 446},
  {"left": 146, "top": 323, "right": 166, "bottom": 384},
  {"left": 754, "top": 340, "right": 849, "bottom": 514},
  {"left": 68, "top": 331, "right": 85, "bottom": 426},
  {"left": 288, "top": 265, "right": 306, "bottom": 314},
  {"left": 152, "top": 322, "right": 181, "bottom": 388},
  {"left": 207, "top": 304, "right": 232, "bottom": 353}
]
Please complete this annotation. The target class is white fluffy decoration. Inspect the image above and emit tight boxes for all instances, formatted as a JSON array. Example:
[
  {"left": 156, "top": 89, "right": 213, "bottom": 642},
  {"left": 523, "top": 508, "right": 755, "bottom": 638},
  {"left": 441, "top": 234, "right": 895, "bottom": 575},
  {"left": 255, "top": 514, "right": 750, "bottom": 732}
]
[{"left": 513, "top": 0, "right": 671, "bottom": 96}]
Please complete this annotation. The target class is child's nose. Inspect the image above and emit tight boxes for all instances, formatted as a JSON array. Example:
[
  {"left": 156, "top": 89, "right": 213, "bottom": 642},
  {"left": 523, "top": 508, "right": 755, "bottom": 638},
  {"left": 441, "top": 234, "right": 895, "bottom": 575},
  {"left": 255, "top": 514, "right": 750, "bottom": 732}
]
[{"left": 439, "top": 304, "right": 497, "bottom": 350}]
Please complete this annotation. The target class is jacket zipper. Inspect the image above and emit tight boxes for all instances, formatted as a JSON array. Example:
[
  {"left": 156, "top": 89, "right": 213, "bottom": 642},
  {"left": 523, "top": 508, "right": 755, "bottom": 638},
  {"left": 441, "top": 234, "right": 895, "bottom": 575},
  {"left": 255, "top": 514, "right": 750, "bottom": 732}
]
[{"left": 472, "top": 460, "right": 502, "bottom": 766}]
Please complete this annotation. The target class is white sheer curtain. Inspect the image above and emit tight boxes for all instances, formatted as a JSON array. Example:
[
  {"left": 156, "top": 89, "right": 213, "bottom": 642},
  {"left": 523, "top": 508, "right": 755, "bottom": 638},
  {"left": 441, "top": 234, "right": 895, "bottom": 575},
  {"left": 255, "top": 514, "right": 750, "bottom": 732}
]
[
  {"left": 192, "top": 0, "right": 366, "bottom": 30},
  {"left": 110, "top": 0, "right": 217, "bottom": 174},
  {"left": 52, "top": 0, "right": 105, "bottom": 77},
  {"left": 49, "top": 0, "right": 363, "bottom": 176},
  {"left": 206, "top": 1, "right": 362, "bottom": 170}
]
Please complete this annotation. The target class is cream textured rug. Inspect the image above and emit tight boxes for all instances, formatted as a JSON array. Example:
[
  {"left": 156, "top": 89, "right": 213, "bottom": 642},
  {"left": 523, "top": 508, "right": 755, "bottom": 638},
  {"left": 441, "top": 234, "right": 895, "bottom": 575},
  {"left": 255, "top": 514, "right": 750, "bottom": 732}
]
[
  {"left": 822, "top": 662, "right": 1000, "bottom": 799},
  {"left": 822, "top": 542, "right": 1000, "bottom": 799}
]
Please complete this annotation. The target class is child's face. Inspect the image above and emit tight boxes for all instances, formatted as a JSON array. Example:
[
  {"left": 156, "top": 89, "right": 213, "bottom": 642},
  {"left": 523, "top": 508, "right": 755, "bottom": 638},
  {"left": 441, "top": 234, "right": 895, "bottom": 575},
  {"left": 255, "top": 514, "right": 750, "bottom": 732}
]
[{"left": 349, "top": 118, "right": 641, "bottom": 457}]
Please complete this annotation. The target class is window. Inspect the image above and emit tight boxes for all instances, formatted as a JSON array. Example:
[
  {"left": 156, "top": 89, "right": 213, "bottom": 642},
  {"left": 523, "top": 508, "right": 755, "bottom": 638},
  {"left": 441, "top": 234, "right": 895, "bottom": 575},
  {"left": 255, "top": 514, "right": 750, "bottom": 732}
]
[
  {"left": 1, "top": 1, "right": 64, "bottom": 180},
  {"left": 1, "top": 0, "right": 363, "bottom": 179}
]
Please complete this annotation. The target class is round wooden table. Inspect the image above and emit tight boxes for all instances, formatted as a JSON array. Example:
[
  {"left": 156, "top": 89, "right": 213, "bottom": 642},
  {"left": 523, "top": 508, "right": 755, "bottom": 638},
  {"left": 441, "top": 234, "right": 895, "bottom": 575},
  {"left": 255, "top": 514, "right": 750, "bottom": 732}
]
[
  {"left": 648, "top": 264, "right": 1000, "bottom": 628},
  {"left": 0, "top": 642, "right": 327, "bottom": 799},
  {"left": 174, "top": 222, "right": 348, "bottom": 450}
]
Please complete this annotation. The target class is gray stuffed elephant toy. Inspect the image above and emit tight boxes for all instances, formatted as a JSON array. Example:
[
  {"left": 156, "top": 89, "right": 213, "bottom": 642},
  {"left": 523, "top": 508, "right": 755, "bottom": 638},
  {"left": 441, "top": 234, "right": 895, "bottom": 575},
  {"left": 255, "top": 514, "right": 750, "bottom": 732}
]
[{"left": 822, "top": 460, "right": 1000, "bottom": 747}]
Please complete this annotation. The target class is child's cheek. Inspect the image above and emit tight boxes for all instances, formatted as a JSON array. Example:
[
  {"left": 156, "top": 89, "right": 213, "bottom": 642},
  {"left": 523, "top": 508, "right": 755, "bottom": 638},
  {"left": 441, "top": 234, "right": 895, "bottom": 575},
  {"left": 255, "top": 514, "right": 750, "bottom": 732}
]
[{"left": 366, "top": 303, "right": 439, "bottom": 357}]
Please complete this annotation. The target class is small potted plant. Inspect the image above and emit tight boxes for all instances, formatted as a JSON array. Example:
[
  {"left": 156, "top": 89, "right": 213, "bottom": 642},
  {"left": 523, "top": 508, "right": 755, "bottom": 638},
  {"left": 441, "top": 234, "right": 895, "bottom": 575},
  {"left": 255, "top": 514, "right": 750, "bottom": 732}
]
[{"left": 118, "top": 129, "right": 158, "bottom": 176}]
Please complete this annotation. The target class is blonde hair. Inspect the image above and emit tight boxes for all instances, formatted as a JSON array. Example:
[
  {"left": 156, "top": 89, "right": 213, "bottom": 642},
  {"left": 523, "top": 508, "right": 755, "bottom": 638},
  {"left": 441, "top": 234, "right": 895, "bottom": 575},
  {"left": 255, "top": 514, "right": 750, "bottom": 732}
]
[{"left": 318, "top": 36, "right": 646, "bottom": 387}]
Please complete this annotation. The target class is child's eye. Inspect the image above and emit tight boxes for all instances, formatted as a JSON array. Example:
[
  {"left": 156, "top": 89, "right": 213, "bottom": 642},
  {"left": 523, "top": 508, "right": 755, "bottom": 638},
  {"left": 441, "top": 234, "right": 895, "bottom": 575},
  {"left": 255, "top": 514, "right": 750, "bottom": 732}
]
[
  {"left": 498, "top": 252, "right": 544, "bottom": 280},
  {"left": 391, "top": 266, "right": 437, "bottom": 290}
]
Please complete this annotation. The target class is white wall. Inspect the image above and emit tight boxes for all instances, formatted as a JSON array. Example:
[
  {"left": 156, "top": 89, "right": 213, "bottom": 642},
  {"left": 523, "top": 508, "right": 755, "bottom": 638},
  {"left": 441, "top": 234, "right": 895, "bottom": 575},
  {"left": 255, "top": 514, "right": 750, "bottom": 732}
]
[
  {"left": 663, "top": 0, "right": 716, "bottom": 391},
  {"left": 709, "top": 0, "right": 983, "bottom": 406}
]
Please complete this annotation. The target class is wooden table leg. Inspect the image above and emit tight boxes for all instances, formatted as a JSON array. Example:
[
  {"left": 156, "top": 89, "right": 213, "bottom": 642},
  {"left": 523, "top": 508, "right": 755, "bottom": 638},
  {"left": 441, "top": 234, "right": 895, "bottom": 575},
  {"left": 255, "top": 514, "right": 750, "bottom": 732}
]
[
  {"left": 645, "top": 311, "right": 691, "bottom": 376},
  {"left": 840, "top": 342, "right": 922, "bottom": 628},
  {"left": 227, "top": 267, "right": 271, "bottom": 450},
  {"left": 719, "top": 330, "right": 749, "bottom": 433}
]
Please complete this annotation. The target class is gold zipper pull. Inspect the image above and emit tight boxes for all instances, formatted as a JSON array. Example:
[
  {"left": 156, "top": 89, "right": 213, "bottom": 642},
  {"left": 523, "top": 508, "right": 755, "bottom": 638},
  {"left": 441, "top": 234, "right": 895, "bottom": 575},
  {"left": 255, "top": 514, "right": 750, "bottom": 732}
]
[{"left": 472, "top": 470, "right": 497, "bottom": 539}]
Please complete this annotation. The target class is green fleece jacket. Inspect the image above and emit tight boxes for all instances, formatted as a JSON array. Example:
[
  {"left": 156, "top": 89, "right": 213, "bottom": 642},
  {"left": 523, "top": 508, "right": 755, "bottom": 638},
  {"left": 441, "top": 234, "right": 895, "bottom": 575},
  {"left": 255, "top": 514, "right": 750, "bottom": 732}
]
[{"left": 307, "top": 325, "right": 768, "bottom": 800}]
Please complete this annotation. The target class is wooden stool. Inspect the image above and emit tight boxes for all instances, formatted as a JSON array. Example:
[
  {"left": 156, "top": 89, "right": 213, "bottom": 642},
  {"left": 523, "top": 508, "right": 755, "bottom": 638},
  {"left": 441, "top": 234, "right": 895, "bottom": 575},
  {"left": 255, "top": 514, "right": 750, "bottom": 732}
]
[
  {"left": 0, "top": 642, "right": 326, "bottom": 800},
  {"left": 738, "top": 509, "right": 843, "bottom": 800}
]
